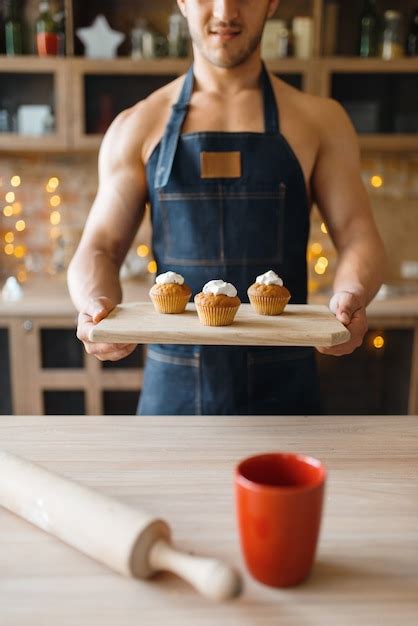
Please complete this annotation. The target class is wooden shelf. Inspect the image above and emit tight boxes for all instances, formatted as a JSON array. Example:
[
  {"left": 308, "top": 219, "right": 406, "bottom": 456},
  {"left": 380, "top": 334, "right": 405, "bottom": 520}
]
[
  {"left": 359, "top": 135, "right": 418, "bottom": 152},
  {"left": 70, "top": 56, "right": 191, "bottom": 74},
  {"left": 319, "top": 57, "right": 418, "bottom": 72},
  {"left": 1, "top": 0, "right": 418, "bottom": 154}
]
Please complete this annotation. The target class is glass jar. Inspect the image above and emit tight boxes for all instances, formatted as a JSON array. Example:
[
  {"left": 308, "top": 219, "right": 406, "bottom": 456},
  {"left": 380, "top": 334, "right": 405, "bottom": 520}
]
[{"left": 380, "top": 10, "right": 404, "bottom": 59}]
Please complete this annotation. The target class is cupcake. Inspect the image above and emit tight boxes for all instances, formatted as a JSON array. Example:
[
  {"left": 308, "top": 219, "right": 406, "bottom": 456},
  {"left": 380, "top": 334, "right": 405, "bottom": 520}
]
[
  {"left": 194, "top": 280, "right": 241, "bottom": 326},
  {"left": 149, "top": 271, "right": 191, "bottom": 314},
  {"left": 247, "top": 270, "right": 291, "bottom": 315}
]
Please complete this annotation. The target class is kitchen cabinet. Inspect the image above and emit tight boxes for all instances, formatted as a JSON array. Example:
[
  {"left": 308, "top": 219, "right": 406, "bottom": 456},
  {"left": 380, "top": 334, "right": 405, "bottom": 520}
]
[
  {"left": 3, "top": 315, "right": 144, "bottom": 415},
  {"left": 0, "top": 0, "right": 417, "bottom": 152},
  {"left": 0, "top": 278, "right": 149, "bottom": 416}
]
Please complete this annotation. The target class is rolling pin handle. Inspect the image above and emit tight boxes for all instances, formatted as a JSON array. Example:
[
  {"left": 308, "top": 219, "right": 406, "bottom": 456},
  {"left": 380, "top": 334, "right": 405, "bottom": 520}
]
[{"left": 148, "top": 539, "right": 242, "bottom": 602}]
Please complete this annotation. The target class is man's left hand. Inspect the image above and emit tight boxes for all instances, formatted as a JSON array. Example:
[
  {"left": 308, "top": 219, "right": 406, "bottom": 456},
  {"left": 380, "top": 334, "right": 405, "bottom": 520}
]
[{"left": 316, "top": 291, "right": 368, "bottom": 356}]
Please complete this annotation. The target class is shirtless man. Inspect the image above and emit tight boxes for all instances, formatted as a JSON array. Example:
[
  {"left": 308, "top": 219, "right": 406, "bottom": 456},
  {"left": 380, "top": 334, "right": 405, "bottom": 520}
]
[{"left": 68, "top": 0, "right": 386, "bottom": 415}]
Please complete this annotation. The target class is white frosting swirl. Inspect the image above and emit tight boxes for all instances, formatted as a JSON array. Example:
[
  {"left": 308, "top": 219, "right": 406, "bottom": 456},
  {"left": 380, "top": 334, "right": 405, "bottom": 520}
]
[
  {"left": 156, "top": 271, "right": 184, "bottom": 285},
  {"left": 202, "top": 280, "right": 237, "bottom": 297},
  {"left": 256, "top": 270, "right": 283, "bottom": 286}
]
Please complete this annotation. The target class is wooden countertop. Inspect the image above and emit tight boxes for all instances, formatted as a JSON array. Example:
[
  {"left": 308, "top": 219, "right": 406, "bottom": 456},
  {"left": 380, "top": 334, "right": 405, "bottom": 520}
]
[
  {"left": 0, "top": 415, "right": 417, "bottom": 626},
  {"left": 0, "top": 276, "right": 417, "bottom": 322}
]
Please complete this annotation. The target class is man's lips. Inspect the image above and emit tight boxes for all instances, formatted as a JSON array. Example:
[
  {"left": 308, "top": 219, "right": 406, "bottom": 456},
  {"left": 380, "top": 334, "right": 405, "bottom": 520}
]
[{"left": 209, "top": 29, "right": 241, "bottom": 40}]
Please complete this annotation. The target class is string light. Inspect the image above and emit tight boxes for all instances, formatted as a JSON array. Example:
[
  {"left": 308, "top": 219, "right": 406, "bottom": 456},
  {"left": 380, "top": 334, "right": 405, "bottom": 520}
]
[
  {"left": 10, "top": 176, "right": 21, "bottom": 187},
  {"left": 5, "top": 191, "right": 15, "bottom": 203},
  {"left": 371, "top": 175, "right": 383, "bottom": 188},
  {"left": 311, "top": 242, "right": 323, "bottom": 255},
  {"left": 318, "top": 256, "right": 329, "bottom": 268},
  {"left": 15, "top": 220, "right": 26, "bottom": 232},
  {"left": 137, "top": 244, "right": 149, "bottom": 257},
  {"left": 50, "top": 195, "right": 61, "bottom": 207},
  {"left": 50, "top": 211, "right": 61, "bottom": 225},
  {"left": 320, "top": 222, "right": 328, "bottom": 234},
  {"left": 12, "top": 202, "right": 22, "bottom": 215},
  {"left": 4, "top": 232, "right": 14, "bottom": 243},
  {"left": 4, "top": 244, "right": 14, "bottom": 255},
  {"left": 314, "top": 263, "right": 326, "bottom": 275},
  {"left": 147, "top": 260, "right": 157, "bottom": 273},
  {"left": 3, "top": 205, "right": 13, "bottom": 217},
  {"left": 372, "top": 335, "right": 385, "bottom": 349},
  {"left": 46, "top": 177, "right": 59, "bottom": 193},
  {"left": 14, "top": 245, "right": 26, "bottom": 258}
]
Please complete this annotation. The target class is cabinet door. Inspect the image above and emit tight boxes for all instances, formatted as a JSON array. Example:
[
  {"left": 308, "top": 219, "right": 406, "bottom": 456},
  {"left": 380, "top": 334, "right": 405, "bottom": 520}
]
[
  {"left": 71, "top": 58, "right": 186, "bottom": 149},
  {"left": 21, "top": 317, "right": 143, "bottom": 415},
  {"left": 0, "top": 58, "right": 69, "bottom": 151},
  {"left": 0, "top": 328, "right": 12, "bottom": 414},
  {"left": 317, "top": 328, "right": 414, "bottom": 415}
]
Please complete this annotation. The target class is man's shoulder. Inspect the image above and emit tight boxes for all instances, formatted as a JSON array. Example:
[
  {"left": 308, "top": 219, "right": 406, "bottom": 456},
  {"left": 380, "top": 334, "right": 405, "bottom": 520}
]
[
  {"left": 100, "top": 75, "right": 185, "bottom": 164},
  {"left": 117, "top": 76, "right": 184, "bottom": 134},
  {"left": 270, "top": 73, "right": 348, "bottom": 129}
]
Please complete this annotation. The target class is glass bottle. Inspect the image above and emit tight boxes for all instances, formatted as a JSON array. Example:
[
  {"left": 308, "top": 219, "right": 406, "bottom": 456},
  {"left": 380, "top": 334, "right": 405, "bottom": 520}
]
[
  {"left": 167, "top": 9, "right": 189, "bottom": 57},
  {"left": 53, "top": 9, "right": 66, "bottom": 56},
  {"left": 0, "top": 5, "right": 6, "bottom": 54},
  {"left": 359, "top": 0, "right": 380, "bottom": 57},
  {"left": 36, "top": 1, "right": 59, "bottom": 56},
  {"left": 4, "top": 0, "right": 23, "bottom": 55},
  {"left": 380, "top": 10, "right": 404, "bottom": 60},
  {"left": 407, "top": 8, "right": 418, "bottom": 56},
  {"left": 131, "top": 18, "right": 149, "bottom": 58}
]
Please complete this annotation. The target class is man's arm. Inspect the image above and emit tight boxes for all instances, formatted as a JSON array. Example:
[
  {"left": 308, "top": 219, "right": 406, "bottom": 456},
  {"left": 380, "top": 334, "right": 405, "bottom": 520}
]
[
  {"left": 312, "top": 99, "right": 387, "bottom": 356},
  {"left": 67, "top": 104, "right": 148, "bottom": 361}
]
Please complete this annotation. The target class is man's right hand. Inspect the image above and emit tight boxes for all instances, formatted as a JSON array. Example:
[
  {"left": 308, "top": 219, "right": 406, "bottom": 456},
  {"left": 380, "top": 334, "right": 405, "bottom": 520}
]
[{"left": 76, "top": 296, "right": 137, "bottom": 362}]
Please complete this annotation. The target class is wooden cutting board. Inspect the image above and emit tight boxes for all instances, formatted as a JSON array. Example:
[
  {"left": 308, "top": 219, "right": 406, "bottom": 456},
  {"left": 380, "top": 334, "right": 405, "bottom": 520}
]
[{"left": 90, "top": 302, "right": 351, "bottom": 347}]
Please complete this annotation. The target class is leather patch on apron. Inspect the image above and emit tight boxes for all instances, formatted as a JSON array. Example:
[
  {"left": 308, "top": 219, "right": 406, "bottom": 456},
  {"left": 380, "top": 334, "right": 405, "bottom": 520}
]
[{"left": 200, "top": 151, "right": 241, "bottom": 179}]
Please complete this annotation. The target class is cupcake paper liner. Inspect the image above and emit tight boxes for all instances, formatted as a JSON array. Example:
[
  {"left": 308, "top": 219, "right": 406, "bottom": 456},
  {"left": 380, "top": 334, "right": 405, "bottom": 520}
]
[
  {"left": 150, "top": 292, "right": 191, "bottom": 314},
  {"left": 248, "top": 294, "right": 290, "bottom": 316},
  {"left": 195, "top": 303, "right": 240, "bottom": 326}
]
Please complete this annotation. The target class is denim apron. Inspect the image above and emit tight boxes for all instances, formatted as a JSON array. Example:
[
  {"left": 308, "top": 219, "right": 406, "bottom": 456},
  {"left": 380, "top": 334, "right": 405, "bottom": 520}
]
[{"left": 138, "top": 65, "right": 321, "bottom": 415}]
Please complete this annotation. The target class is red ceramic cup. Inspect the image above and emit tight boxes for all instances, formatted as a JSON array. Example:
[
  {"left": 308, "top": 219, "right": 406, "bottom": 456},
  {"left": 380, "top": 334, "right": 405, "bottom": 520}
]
[{"left": 235, "top": 452, "right": 327, "bottom": 588}]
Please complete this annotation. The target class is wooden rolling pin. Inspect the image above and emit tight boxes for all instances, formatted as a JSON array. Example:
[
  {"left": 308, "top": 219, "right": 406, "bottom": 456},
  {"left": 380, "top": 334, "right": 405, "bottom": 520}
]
[{"left": 0, "top": 450, "right": 242, "bottom": 602}]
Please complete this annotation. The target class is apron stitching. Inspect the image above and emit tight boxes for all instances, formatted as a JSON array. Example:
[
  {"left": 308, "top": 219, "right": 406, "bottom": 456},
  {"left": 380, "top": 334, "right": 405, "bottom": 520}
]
[
  {"left": 219, "top": 183, "right": 225, "bottom": 263},
  {"left": 160, "top": 202, "right": 172, "bottom": 257},
  {"left": 162, "top": 256, "right": 283, "bottom": 266},
  {"left": 278, "top": 182, "right": 286, "bottom": 260},
  {"left": 158, "top": 192, "right": 283, "bottom": 200},
  {"left": 147, "top": 349, "right": 199, "bottom": 367}
]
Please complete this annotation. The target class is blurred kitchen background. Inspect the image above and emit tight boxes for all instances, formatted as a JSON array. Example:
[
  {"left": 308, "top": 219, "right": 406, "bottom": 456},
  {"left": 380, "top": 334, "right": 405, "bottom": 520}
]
[{"left": 1, "top": 0, "right": 418, "bottom": 417}]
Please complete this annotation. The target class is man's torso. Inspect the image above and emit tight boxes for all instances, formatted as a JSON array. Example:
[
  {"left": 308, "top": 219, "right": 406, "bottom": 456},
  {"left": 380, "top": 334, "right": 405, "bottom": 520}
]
[{"left": 135, "top": 72, "right": 324, "bottom": 206}]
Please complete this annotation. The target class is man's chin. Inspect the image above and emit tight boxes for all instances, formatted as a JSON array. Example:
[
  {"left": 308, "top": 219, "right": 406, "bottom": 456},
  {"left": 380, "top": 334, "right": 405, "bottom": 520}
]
[{"left": 203, "top": 48, "right": 251, "bottom": 69}]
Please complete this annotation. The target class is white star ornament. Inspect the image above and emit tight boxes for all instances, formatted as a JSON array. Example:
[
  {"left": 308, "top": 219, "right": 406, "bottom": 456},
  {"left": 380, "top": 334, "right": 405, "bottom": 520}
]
[{"left": 76, "top": 15, "right": 125, "bottom": 59}]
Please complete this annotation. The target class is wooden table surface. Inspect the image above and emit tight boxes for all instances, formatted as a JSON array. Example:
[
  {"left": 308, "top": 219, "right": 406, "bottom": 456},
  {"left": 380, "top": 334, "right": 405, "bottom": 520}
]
[{"left": 0, "top": 415, "right": 417, "bottom": 626}]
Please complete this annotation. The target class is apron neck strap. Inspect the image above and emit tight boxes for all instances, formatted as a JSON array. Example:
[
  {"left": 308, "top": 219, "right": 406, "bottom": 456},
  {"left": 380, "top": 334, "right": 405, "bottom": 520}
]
[
  {"left": 155, "top": 63, "right": 280, "bottom": 188},
  {"left": 155, "top": 65, "right": 194, "bottom": 188},
  {"left": 261, "top": 62, "right": 280, "bottom": 135}
]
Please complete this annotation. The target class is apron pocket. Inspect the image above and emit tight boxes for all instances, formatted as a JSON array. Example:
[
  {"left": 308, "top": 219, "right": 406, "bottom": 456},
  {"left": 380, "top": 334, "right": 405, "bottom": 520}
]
[
  {"left": 157, "top": 185, "right": 285, "bottom": 264},
  {"left": 247, "top": 347, "right": 321, "bottom": 416},
  {"left": 138, "top": 347, "right": 200, "bottom": 415}
]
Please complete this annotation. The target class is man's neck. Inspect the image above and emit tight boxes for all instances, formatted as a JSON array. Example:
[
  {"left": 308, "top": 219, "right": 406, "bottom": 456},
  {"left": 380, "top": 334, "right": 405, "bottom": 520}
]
[{"left": 192, "top": 50, "right": 263, "bottom": 97}]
